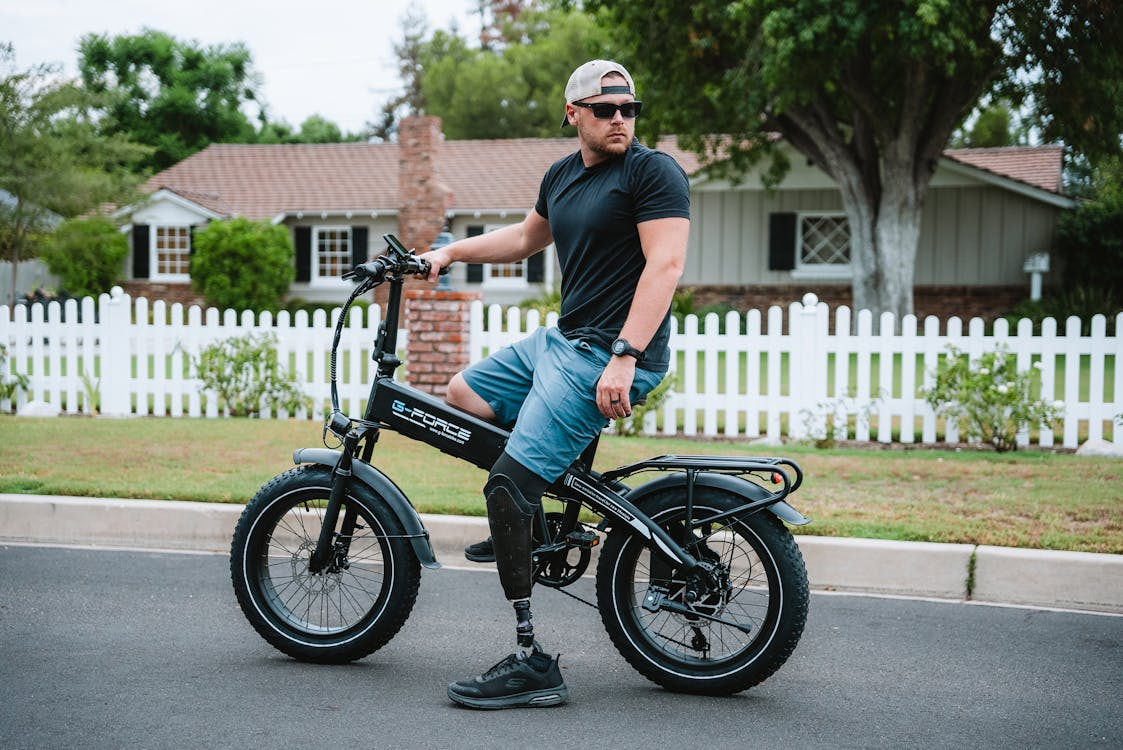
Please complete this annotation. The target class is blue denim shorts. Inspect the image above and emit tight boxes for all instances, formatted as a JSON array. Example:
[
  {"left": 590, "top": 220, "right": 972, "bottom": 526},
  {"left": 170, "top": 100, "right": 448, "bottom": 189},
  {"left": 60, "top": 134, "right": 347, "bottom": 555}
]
[{"left": 461, "top": 327, "right": 666, "bottom": 482}]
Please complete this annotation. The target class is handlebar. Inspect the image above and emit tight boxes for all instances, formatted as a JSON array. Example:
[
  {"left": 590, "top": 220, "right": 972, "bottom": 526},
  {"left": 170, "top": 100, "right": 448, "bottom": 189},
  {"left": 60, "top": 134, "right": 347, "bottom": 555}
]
[{"left": 342, "top": 233, "right": 449, "bottom": 283}]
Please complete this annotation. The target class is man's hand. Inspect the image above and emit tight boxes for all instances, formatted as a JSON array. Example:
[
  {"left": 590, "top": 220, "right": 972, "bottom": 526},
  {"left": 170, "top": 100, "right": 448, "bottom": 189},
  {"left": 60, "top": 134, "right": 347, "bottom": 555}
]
[
  {"left": 597, "top": 356, "right": 637, "bottom": 418},
  {"left": 418, "top": 249, "right": 451, "bottom": 283}
]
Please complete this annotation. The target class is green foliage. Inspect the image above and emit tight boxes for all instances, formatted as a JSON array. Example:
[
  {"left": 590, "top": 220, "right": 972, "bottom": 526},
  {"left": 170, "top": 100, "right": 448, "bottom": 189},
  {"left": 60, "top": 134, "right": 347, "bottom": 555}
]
[
  {"left": 924, "top": 346, "right": 1065, "bottom": 452},
  {"left": 1005, "top": 286, "right": 1121, "bottom": 336},
  {"left": 190, "top": 218, "right": 294, "bottom": 312},
  {"left": 257, "top": 115, "right": 361, "bottom": 144},
  {"left": 1054, "top": 160, "right": 1123, "bottom": 312},
  {"left": 0, "top": 43, "right": 146, "bottom": 304},
  {"left": 0, "top": 343, "right": 29, "bottom": 405},
  {"left": 800, "top": 391, "right": 881, "bottom": 449},
  {"left": 516, "top": 286, "right": 561, "bottom": 318},
  {"left": 614, "top": 372, "right": 675, "bottom": 437},
  {"left": 383, "top": 4, "right": 613, "bottom": 139},
  {"left": 951, "top": 99, "right": 1030, "bottom": 148},
  {"left": 39, "top": 216, "right": 128, "bottom": 298},
  {"left": 194, "top": 332, "right": 309, "bottom": 417},
  {"left": 670, "top": 288, "right": 740, "bottom": 333},
  {"left": 77, "top": 29, "right": 262, "bottom": 170}
]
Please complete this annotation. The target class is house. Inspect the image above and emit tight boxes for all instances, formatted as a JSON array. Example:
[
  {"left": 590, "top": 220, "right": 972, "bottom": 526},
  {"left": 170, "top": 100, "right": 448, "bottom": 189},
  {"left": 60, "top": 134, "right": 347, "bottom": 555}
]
[{"left": 119, "top": 116, "right": 1074, "bottom": 319}]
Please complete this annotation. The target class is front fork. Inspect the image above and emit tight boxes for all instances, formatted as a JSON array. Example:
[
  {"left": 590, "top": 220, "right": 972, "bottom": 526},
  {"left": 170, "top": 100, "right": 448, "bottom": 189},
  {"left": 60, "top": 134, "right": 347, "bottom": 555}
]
[{"left": 309, "top": 427, "right": 363, "bottom": 574}]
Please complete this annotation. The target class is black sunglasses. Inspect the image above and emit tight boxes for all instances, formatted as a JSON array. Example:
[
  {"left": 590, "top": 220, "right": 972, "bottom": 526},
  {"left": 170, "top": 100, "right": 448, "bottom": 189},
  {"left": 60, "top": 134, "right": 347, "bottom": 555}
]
[{"left": 572, "top": 100, "right": 643, "bottom": 120}]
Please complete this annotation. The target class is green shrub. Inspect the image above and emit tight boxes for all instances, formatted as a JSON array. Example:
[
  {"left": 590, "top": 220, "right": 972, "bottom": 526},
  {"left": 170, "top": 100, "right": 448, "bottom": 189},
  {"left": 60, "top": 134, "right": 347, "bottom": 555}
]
[
  {"left": 0, "top": 343, "right": 29, "bottom": 405},
  {"left": 516, "top": 286, "right": 561, "bottom": 319},
  {"left": 614, "top": 372, "right": 675, "bottom": 437},
  {"left": 190, "top": 218, "right": 294, "bottom": 312},
  {"left": 1005, "top": 286, "right": 1121, "bottom": 335},
  {"left": 194, "top": 332, "right": 309, "bottom": 417},
  {"left": 924, "top": 346, "right": 1065, "bottom": 452},
  {"left": 1055, "top": 160, "right": 1123, "bottom": 309},
  {"left": 39, "top": 216, "right": 128, "bottom": 298}
]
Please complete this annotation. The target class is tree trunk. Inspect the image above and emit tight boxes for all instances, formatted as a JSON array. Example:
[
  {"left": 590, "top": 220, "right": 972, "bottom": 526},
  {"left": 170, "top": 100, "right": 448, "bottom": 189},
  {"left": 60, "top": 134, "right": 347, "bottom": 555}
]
[{"left": 836, "top": 156, "right": 928, "bottom": 332}]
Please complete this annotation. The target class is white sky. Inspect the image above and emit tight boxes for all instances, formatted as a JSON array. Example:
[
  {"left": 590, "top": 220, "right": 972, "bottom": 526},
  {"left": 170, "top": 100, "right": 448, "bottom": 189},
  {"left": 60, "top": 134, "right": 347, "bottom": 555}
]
[{"left": 1, "top": 0, "right": 482, "bottom": 133}]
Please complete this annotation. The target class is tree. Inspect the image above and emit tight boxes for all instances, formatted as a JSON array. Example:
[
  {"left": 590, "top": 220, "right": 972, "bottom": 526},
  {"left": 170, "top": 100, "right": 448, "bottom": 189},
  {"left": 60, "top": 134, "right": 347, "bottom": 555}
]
[
  {"left": 78, "top": 29, "right": 262, "bottom": 171},
  {"left": 258, "top": 114, "right": 360, "bottom": 144},
  {"left": 374, "top": 1, "right": 612, "bottom": 140},
  {"left": 369, "top": 3, "right": 432, "bottom": 142},
  {"left": 951, "top": 99, "right": 1029, "bottom": 148},
  {"left": 422, "top": 4, "right": 613, "bottom": 139},
  {"left": 190, "top": 218, "right": 294, "bottom": 311},
  {"left": 0, "top": 43, "right": 146, "bottom": 305},
  {"left": 591, "top": 0, "right": 1123, "bottom": 322},
  {"left": 39, "top": 216, "right": 129, "bottom": 299}
]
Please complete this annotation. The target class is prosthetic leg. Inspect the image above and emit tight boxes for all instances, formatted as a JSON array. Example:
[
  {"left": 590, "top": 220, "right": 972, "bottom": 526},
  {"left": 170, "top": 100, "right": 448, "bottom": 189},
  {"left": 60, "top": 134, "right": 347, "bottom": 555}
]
[{"left": 484, "top": 451, "right": 548, "bottom": 654}]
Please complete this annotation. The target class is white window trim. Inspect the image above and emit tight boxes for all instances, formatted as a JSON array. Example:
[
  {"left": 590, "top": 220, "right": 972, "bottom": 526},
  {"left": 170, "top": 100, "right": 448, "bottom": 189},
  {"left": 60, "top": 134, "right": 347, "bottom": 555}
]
[
  {"left": 149, "top": 224, "right": 192, "bottom": 282},
  {"left": 311, "top": 225, "right": 352, "bottom": 286},
  {"left": 791, "top": 211, "right": 853, "bottom": 280},
  {"left": 481, "top": 223, "right": 529, "bottom": 290}
]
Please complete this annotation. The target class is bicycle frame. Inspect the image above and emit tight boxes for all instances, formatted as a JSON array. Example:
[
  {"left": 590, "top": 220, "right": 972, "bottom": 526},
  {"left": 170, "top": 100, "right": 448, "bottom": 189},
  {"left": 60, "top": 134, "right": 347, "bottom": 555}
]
[{"left": 306, "top": 235, "right": 807, "bottom": 581}]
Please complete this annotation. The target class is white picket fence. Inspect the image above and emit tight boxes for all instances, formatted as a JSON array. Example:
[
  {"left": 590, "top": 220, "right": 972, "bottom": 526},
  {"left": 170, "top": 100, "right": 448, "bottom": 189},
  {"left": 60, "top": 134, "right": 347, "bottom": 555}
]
[
  {"left": 0, "top": 288, "right": 406, "bottom": 420},
  {"left": 2, "top": 289, "right": 1120, "bottom": 449},
  {"left": 471, "top": 293, "right": 1122, "bottom": 449}
]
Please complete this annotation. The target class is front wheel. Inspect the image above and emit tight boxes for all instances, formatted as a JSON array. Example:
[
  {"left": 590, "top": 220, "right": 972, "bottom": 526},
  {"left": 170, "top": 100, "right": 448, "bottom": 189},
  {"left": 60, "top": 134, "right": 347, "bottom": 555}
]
[
  {"left": 596, "top": 487, "right": 809, "bottom": 695},
  {"left": 230, "top": 464, "right": 421, "bottom": 663}
]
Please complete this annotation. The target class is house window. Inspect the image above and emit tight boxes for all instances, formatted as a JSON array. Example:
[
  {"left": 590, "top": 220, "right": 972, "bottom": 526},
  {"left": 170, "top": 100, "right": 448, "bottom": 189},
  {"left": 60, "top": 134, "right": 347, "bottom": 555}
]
[
  {"left": 153, "top": 226, "right": 191, "bottom": 279},
  {"left": 483, "top": 223, "right": 527, "bottom": 289},
  {"left": 796, "top": 213, "right": 851, "bottom": 276},
  {"left": 314, "top": 227, "right": 351, "bottom": 283}
]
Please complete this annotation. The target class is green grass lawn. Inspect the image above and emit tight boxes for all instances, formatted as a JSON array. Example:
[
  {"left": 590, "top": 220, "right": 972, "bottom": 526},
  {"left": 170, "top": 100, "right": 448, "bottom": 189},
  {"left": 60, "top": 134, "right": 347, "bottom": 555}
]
[{"left": 0, "top": 415, "right": 1119, "bottom": 554}]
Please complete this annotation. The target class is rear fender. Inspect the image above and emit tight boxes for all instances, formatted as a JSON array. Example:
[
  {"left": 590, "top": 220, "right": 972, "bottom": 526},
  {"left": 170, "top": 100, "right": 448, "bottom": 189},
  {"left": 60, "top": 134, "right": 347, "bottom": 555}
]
[
  {"left": 293, "top": 448, "right": 441, "bottom": 569},
  {"left": 624, "top": 472, "right": 811, "bottom": 526}
]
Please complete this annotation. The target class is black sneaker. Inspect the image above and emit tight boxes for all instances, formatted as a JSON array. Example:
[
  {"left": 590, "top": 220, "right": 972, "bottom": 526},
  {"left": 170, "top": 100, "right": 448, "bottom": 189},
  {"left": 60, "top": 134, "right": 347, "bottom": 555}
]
[
  {"left": 447, "top": 647, "right": 568, "bottom": 709},
  {"left": 464, "top": 536, "right": 496, "bottom": 563}
]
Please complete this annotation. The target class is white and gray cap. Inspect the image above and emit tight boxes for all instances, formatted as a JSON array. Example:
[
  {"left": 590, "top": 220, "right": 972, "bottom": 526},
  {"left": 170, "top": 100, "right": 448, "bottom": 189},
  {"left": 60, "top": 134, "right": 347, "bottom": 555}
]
[{"left": 561, "top": 59, "right": 636, "bottom": 127}]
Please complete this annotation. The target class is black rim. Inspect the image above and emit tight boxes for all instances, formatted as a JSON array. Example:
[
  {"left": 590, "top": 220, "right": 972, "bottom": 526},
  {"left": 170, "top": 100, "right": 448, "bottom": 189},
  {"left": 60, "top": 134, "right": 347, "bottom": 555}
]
[
  {"left": 250, "top": 492, "right": 395, "bottom": 639},
  {"left": 620, "top": 507, "right": 779, "bottom": 667}
]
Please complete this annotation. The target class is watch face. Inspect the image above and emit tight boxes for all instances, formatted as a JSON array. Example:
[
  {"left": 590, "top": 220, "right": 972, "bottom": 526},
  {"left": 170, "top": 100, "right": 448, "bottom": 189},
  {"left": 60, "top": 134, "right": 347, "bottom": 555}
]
[{"left": 612, "top": 339, "right": 626, "bottom": 355}]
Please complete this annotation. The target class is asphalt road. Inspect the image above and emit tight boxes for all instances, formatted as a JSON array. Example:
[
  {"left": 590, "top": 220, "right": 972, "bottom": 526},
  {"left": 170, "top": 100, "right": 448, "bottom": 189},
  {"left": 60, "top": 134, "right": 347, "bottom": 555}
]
[{"left": 1, "top": 545, "right": 1120, "bottom": 749}]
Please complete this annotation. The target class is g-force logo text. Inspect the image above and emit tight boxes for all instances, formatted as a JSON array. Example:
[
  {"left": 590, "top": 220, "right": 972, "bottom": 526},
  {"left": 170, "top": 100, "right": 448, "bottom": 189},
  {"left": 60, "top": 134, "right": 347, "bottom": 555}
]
[{"left": 391, "top": 399, "right": 472, "bottom": 445}]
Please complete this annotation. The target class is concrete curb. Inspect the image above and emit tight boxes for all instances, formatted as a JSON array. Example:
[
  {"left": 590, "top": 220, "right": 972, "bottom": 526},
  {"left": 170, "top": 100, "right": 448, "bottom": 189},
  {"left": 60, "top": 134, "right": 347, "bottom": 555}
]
[{"left": 1, "top": 494, "right": 1119, "bottom": 614}]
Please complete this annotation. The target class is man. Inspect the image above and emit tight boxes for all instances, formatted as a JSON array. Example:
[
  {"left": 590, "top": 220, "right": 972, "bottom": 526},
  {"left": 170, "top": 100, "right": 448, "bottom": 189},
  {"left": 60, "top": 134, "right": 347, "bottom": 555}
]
[{"left": 421, "top": 59, "right": 690, "bottom": 709}]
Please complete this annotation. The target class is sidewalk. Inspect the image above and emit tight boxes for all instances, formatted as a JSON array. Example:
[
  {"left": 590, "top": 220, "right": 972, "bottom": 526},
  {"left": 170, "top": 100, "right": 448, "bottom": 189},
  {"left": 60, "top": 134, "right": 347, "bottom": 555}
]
[{"left": 1, "top": 493, "right": 1120, "bottom": 615}]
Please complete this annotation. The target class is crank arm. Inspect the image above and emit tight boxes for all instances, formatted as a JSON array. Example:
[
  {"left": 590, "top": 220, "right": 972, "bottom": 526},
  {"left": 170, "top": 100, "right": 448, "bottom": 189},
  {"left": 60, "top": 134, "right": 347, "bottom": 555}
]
[{"left": 643, "top": 589, "right": 754, "bottom": 635}]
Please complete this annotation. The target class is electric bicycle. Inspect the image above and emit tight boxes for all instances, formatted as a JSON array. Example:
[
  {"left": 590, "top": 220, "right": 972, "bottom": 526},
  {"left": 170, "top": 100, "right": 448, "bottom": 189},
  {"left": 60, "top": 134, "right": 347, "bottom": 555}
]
[{"left": 230, "top": 234, "right": 811, "bottom": 695}]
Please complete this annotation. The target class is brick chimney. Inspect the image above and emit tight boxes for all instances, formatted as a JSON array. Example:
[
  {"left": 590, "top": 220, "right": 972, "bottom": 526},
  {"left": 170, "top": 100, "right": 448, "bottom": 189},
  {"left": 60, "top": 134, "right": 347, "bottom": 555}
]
[{"left": 397, "top": 115, "right": 450, "bottom": 253}]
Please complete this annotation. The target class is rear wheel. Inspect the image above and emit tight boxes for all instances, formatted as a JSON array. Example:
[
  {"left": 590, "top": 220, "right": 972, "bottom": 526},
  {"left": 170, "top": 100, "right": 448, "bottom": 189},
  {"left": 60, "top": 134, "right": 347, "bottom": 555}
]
[
  {"left": 230, "top": 465, "right": 421, "bottom": 663},
  {"left": 596, "top": 487, "right": 808, "bottom": 694}
]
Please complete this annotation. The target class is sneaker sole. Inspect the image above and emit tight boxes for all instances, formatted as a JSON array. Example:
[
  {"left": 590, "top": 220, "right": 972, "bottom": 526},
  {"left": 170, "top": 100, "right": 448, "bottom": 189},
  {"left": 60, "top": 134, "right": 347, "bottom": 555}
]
[
  {"left": 463, "top": 552, "right": 496, "bottom": 563},
  {"left": 447, "top": 685, "right": 569, "bottom": 709}
]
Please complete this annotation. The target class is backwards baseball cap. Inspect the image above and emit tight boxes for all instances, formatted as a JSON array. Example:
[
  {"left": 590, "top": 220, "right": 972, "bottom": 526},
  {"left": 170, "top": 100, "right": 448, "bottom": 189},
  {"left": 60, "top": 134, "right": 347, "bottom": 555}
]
[{"left": 561, "top": 59, "right": 636, "bottom": 127}]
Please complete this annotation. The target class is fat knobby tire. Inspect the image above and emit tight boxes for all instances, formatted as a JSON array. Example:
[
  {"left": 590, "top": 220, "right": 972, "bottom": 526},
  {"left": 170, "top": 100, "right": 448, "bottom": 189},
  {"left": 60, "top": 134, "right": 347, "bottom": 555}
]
[{"left": 230, "top": 464, "right": 421, "bottom": 663}]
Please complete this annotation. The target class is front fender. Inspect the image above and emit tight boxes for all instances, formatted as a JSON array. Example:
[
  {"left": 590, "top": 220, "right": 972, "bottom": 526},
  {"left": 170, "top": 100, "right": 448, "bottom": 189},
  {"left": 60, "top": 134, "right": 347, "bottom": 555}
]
[
  {"left": 624, "top": 472, "right": 811, "bottom": 526},
  {"left": 293, "top": 448, "right": 441, "bottom": 569}
]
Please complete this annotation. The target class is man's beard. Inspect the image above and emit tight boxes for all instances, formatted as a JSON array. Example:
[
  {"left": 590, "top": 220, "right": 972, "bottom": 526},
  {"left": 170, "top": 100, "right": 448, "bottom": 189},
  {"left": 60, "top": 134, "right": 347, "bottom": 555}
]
[{"left": 580, "top": 123, "right": 631, "bottom": 160}]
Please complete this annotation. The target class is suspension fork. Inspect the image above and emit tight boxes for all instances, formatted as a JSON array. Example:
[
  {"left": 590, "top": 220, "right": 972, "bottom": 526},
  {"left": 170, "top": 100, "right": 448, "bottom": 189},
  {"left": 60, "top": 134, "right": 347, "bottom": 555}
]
[{"left": 309, "top": 429, "right": 362, "bottom": 574}]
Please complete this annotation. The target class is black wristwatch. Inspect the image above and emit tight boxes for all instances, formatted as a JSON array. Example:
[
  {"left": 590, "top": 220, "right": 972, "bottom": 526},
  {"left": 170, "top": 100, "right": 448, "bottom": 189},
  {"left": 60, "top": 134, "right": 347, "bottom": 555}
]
[{"left": 610, "top": 338, "right": 645, "bottom": 361}]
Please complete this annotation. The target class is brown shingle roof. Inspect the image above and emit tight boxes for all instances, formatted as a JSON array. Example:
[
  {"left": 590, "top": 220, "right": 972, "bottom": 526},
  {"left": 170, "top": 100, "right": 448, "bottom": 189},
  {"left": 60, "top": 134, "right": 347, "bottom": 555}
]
[
  {"left": 144, "top": 138, "right": 1058, "bottom": 220},
  {"left": 943, "top": 146, "right": 1065, "bottom": 194}
]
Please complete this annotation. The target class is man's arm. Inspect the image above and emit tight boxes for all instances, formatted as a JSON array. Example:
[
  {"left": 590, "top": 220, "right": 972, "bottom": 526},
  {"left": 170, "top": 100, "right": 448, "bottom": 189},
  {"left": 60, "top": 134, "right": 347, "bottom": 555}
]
[
  {"left": 421, "top": 210, "right": 553, "bottom": 282},
  {"left": 596, "top": 216, "right": 689, "bottom": 418}
]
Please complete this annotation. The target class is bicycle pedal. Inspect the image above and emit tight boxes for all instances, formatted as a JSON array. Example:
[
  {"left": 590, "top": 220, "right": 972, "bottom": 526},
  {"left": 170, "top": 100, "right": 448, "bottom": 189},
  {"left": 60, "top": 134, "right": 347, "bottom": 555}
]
[{"left": 566, "top": 530, "right": 599, "bottom": 549}]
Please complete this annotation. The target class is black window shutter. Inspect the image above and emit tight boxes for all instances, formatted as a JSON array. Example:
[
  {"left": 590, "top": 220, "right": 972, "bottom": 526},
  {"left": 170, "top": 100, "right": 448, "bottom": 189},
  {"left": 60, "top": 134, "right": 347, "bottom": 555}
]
[
  {"left": 527, "top": 250, "right": 544, "bottom": 283},
  {"left": 132, "top": 224, "right": 150, "bottom": 278},
  {"left": 189, "top": 225, "right": 198, "bottom": 256},
  {"left": 768, "top": 213, "right": 797, "bottom": 271},
  {"left": 466, "top": 225, "right": 484, "bottom": 283},
  {"left": 351, "top": 226, "right": 368, "bottom": 268},
  {"left": 294, "top": 226, "right": 312, "bottom": 282}
]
